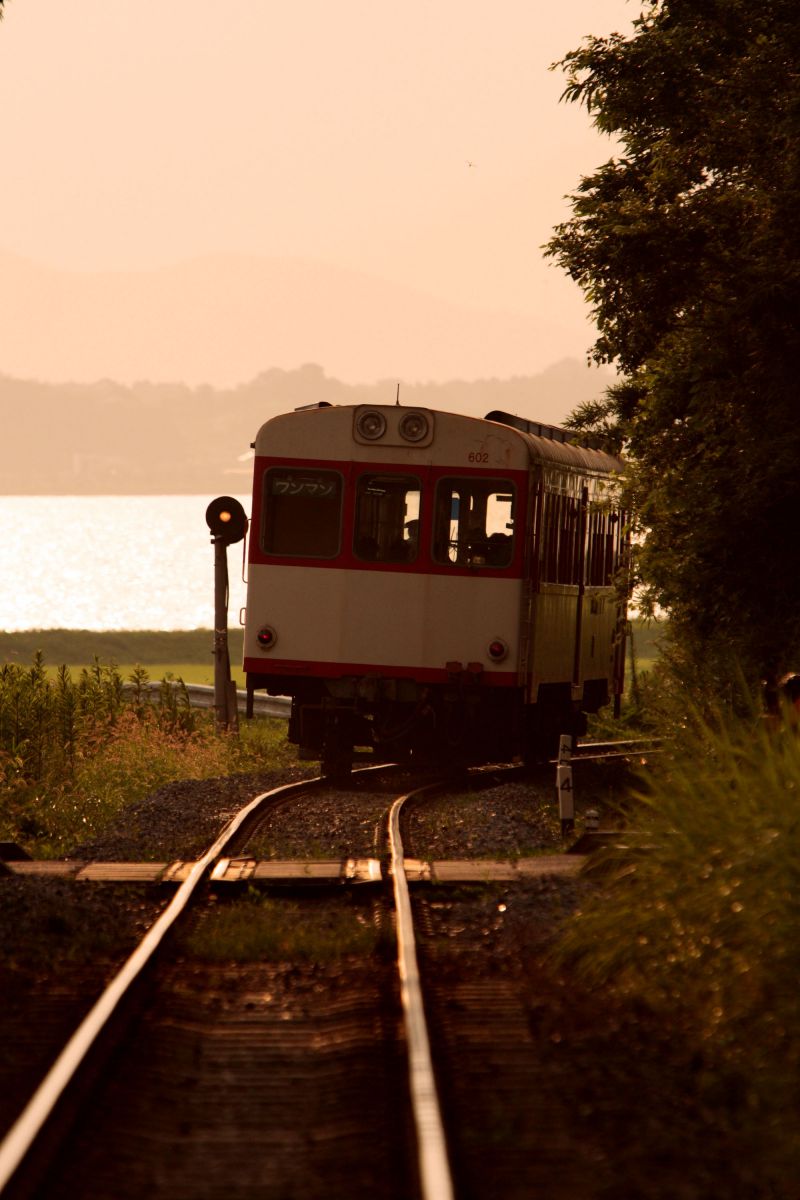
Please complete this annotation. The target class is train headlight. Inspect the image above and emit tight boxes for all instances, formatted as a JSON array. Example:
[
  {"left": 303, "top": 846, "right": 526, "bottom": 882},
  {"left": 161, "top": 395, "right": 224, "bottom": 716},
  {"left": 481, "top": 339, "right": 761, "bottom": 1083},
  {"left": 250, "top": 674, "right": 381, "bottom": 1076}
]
[
  {"left": 257, "top": 625, "right": 277, "bottom": 650},
  {"left": 398, "top": 411, "right": 430, "bottom": 443},
  {"left": 355, "top": 409, "right": 387, "bottom": 440},
  {"left": 488, "top": 638, "right": 508, "bottom": 662}
]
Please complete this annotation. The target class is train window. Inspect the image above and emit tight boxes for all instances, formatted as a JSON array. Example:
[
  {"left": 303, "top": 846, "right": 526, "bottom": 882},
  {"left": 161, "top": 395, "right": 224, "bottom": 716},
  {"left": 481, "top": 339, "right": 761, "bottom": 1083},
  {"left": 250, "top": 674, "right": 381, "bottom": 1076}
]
[
  {"left": 541, "top": 493, "right": 624, "bottom": 587},
  {"left": 261, "top": 468, "right": 343, "bottom": 558},
  {"left": 587, "top": 508, "right": 615, "bottom": 586},
  {"left": 590, "top": 508, "right": 627, "bottom": 585},
  {"left": 541, "top": 492, "right": 581, "bottom": 585},
  {"left": 353, "top": 474, "right": 421, "bottom": 563},
  {"left": 433, "top": 479, "right": 515, "bottom": 568}
]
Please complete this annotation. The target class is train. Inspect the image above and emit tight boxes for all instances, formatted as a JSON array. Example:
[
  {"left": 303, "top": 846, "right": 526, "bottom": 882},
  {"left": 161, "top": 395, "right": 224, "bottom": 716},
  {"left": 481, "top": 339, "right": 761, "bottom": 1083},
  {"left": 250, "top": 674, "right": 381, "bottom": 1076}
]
[{"left": 240, "top": 402, "right": 627, "bottom": 774}]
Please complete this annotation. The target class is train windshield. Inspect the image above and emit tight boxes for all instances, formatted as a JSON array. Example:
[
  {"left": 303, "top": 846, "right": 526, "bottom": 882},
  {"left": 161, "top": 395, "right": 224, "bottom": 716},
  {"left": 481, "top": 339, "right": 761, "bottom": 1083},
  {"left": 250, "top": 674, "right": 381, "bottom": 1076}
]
[
  {"left": 261, "top": 468, "right": 343, "bottom": 558},
  {"left": 353, "top": 473, "right": 421, "bottom": 563},
  {"left": 433, "top": 479, "right": 515, "bottom": 568}
]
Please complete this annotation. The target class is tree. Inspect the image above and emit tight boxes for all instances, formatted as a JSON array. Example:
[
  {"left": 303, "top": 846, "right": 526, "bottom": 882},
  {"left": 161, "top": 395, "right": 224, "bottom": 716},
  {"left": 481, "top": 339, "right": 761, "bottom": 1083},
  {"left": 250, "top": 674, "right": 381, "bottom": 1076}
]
[{"left": 546, "top": 0, "right": 800, "bottom": 688}]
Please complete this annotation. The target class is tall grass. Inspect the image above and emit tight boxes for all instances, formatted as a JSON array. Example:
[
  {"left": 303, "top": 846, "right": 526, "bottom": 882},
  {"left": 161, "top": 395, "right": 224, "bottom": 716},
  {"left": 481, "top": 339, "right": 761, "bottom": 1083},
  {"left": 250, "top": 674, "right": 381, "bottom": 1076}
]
[
  {"left": 558, "top": 701, "right": 800, "bottom": 1187},
  {"left": 0, "top": 655, "right": 292, "bottom": 856}
]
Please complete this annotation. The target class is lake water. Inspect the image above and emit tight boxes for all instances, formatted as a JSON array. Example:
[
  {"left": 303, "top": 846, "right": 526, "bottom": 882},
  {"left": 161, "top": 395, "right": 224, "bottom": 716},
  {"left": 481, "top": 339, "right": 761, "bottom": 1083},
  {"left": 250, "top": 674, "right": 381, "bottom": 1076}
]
[{"left": 0, "top": 496, "right": 251, "bottom": 631}]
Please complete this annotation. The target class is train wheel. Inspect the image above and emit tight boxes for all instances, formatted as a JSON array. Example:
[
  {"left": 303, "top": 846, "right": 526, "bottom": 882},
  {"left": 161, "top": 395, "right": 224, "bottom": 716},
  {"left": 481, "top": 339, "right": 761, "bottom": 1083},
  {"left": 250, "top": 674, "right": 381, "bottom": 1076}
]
[
  {"left": 321, "top": 724, "right": 353, "bottom": 781},
  {"left": 321, "top": 747, "right": 352, "bottom": 783},
  {"left": 320, "top": 707, "right": 354, "bottom": 783}
]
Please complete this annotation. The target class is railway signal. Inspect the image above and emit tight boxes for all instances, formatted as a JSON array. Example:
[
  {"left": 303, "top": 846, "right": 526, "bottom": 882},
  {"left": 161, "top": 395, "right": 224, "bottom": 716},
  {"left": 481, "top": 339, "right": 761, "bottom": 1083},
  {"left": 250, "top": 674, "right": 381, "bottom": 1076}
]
[
  {"left": 206, "top": 497, "right": 249, "bottom": 731},
  {"left": 205, "top": 496, "right": 248, "bottom": 545}
]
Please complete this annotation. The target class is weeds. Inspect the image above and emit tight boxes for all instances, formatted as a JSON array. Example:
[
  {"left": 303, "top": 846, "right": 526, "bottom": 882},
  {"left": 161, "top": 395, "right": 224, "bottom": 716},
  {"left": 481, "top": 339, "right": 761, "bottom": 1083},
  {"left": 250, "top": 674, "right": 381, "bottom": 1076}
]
[
  {"left": 557, "top": 700, "right": 800, "bottom": 1187},
  {"left": 0, "top": 654, "right": 293, "bottom": 857},
  {"left": 182, "top": 892, "right": 380, "bottom": 962}
]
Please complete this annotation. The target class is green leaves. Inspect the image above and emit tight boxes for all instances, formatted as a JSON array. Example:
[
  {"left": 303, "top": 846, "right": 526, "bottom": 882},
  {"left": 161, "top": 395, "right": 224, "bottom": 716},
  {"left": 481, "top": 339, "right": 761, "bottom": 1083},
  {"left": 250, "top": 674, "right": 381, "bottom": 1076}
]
[
  {"left": 556, "top": 704, "right": 800, "bottom": 1183},
  {"left": 545, "top": 1, "right": 800, "bottom": 679}
]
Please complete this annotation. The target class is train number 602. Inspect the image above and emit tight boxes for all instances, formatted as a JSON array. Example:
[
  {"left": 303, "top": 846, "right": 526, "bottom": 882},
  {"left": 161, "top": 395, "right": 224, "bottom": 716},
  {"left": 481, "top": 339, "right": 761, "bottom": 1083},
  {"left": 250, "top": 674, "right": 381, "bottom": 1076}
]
[{"left": 468, "top": 451, "right": 489, "bottom": 463}]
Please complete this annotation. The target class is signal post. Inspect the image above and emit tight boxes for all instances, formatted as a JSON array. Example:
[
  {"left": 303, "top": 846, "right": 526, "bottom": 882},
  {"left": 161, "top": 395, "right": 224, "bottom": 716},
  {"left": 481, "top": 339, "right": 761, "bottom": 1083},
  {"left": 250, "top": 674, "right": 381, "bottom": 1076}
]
[{"left": 206, "top": 497, "right": 248, "bottom": 732}]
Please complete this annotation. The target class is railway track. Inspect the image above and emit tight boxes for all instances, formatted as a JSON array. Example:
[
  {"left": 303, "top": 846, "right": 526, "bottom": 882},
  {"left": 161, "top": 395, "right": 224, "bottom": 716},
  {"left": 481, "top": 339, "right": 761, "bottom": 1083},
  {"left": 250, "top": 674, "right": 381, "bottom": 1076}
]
[
  {"left": 573, "top": 737, "right": 662, "bottom": 762},
  {"left": 0, "top": 769, "right": 452, "bottom": 1198},
  {"left": 0, "top": 754, "right": 634, "bottom": 1199},
  {"left": 0, "top": 773, "right": 332, "bottom": 1199}
]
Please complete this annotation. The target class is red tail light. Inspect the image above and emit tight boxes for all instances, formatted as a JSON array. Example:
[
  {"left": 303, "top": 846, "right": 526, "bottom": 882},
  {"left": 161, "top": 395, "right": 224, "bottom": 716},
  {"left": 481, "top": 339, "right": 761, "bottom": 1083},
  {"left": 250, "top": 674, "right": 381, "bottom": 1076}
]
[
  {"left": 257, "top": 625, "right": 277, "bottom": 649},
  {"left": 488, "top": 639, "right": 508, "bottom": 662}
]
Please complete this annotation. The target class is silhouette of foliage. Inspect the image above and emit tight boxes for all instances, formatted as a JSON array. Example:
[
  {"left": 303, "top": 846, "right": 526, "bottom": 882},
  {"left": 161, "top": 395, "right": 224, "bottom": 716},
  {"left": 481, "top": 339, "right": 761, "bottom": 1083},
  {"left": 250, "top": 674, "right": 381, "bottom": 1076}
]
[{"left": 546, "top": 1, "right": 800, "bottom": 685}]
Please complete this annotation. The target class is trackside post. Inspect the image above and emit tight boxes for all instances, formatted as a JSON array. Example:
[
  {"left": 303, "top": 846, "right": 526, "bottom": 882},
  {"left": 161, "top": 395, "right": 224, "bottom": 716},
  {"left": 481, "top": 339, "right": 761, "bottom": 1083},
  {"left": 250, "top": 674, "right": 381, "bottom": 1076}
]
[
  {"left": 205, "top": 497, "right": 248, "bottom": 732},
  {"left": 556, "top": 734, "right": 574, "bottom": 836}
]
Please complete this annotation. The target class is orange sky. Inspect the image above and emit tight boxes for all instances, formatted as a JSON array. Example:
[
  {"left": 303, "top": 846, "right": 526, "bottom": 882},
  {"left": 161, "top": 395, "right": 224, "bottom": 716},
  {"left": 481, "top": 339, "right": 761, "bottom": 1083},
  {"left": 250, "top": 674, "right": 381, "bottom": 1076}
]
[{"left": 0, "top": 1, "right": 638, "bottom": 383}]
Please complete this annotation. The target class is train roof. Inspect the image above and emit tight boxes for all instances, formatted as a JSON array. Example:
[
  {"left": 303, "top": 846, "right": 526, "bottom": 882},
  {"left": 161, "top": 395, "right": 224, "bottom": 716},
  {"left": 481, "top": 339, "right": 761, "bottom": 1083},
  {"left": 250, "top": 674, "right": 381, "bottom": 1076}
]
[
  {"left": 254, "top": 403, "right": 623, "bottom": 476},
  {"left": 484, "top": 410, "right": 622, "bottom": 474}
]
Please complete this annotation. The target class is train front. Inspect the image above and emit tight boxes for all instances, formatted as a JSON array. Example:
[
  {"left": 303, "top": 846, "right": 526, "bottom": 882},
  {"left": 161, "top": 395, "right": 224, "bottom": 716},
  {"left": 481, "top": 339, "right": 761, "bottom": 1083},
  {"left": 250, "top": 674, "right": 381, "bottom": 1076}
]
[{"left": 243, "top": 403, "right": 529, "bottom": 773}]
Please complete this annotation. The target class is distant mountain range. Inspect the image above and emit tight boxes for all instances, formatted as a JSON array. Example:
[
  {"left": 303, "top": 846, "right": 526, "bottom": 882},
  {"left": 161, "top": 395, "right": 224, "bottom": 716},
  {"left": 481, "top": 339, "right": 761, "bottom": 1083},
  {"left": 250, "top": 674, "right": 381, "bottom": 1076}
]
[
  {"left": 0, "top": 251, "right": 591, "bottom": 387},
  {"left": 0, "top": 360, "right": 613, "bottom": 494}
]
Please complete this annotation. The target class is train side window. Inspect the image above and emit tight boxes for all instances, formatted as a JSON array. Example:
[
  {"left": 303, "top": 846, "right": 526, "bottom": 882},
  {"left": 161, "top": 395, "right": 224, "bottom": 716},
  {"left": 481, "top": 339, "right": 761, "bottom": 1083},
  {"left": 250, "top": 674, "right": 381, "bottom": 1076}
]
[
  {"left": 261, "top": 468, "right": 343, "bottom": 558},
  {"left": 353, "top": 474, "right": 421, "bottom": 563},
  {"left": 587, "top": 508, "right": 608, "bottom": 585},
  {"left": 433, "top": 479, "right": 515, "bottom": 568},
  {"left": 541, "top": 492, "right": 580, "bottom": 585},
  {"left": 613, "top": 511, "right": 628, "bottom": 577},
  {"left": 586, "top": 508, "right": 623, "bottom": 585}
]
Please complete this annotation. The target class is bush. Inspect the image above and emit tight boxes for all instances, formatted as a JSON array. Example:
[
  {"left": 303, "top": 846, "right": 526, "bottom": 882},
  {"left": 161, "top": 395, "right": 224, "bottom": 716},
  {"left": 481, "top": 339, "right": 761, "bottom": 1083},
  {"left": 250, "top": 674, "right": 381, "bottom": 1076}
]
[
  {"left": 558, "top": 702, "right": 800, "bottom": 1189},
  {"left": 0, "top": 655, "right": 292, "bottom": 856}
]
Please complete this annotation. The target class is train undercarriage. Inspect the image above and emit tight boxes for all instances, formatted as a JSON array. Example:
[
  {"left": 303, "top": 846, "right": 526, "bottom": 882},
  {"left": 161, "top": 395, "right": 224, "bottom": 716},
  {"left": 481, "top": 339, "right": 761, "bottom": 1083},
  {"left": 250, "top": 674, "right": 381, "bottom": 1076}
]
[{"left": 247, "top": 671, "right": 609, "bottom": 777}]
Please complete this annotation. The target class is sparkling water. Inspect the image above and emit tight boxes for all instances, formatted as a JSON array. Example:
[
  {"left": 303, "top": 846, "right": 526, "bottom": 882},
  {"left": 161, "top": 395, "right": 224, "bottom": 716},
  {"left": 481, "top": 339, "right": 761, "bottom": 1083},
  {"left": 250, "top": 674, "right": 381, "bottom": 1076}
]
[{"left": 0, "top": 495, "right": 250, "bottom": 630}]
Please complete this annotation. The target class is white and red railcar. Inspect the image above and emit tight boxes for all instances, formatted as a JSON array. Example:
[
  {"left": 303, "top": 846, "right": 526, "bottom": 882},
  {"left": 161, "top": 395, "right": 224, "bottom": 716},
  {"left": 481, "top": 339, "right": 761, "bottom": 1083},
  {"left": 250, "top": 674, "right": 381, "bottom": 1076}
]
[{"left": 243, "top": 403, "right": 626, "bottom": 771}]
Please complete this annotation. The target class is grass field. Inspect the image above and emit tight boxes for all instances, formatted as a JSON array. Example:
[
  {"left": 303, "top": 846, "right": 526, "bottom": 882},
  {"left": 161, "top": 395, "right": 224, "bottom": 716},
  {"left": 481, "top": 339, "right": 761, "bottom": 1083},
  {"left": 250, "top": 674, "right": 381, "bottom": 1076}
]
[{"left": 0, "top": 629, "right": 246, "bottom": 687}]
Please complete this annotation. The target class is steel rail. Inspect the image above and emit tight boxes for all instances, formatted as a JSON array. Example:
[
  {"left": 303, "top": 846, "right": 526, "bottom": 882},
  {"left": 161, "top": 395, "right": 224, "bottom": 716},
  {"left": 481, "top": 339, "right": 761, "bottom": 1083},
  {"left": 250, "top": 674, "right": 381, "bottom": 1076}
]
[
  {"left": 575, "top": 737, "right": 662, "bottom": 754},
  {"left": 388, "top": 783, "right": 454, "bottom": 1200},
  {"left": 566, "top": 737, "right": 663, "bottom": 764},
  {"left": 0, "top": 774, "right": 320, "bottom": 1196}
]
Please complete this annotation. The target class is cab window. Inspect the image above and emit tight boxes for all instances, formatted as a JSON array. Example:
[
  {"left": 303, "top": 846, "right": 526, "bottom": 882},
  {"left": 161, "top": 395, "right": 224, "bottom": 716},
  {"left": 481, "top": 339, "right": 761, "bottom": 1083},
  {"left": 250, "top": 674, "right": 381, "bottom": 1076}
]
[
  {"left": 433, "top": 479, "right": 515, "bottom": 568},
  {"left": 354, "top": 474, "right": 421, "bottom": 563},
  {"left": 262, "top": 468, "right": 343, "bottom": 558}
]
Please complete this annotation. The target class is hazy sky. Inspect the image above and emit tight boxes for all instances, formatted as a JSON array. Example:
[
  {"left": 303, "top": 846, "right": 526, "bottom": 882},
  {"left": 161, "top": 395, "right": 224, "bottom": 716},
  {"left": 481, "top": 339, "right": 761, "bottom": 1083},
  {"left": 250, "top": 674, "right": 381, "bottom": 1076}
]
[{"left": 0, "top": 1, "right": 638, "bottom": 382}]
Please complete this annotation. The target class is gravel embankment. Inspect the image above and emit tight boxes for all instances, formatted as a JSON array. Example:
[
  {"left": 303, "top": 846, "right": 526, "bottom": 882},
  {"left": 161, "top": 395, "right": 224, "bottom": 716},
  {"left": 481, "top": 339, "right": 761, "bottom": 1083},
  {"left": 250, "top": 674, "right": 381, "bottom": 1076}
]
[{"left": 69, "top": 766, "right": 315, "bottom": 863}]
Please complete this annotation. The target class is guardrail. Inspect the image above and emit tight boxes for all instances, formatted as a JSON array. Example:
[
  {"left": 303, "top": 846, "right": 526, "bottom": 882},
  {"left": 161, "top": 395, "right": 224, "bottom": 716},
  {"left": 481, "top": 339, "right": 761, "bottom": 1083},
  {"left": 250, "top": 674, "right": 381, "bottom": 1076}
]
[{"left": 130, "top": 681, "right": 291, "bottom": 720}]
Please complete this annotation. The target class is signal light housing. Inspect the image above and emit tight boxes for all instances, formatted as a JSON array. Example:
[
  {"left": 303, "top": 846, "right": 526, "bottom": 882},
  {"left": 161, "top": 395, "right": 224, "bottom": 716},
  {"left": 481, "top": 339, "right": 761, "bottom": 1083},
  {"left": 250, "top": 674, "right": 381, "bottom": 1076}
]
[{"left": 206, "top": 496, "right": 248, "bottom": 545}]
